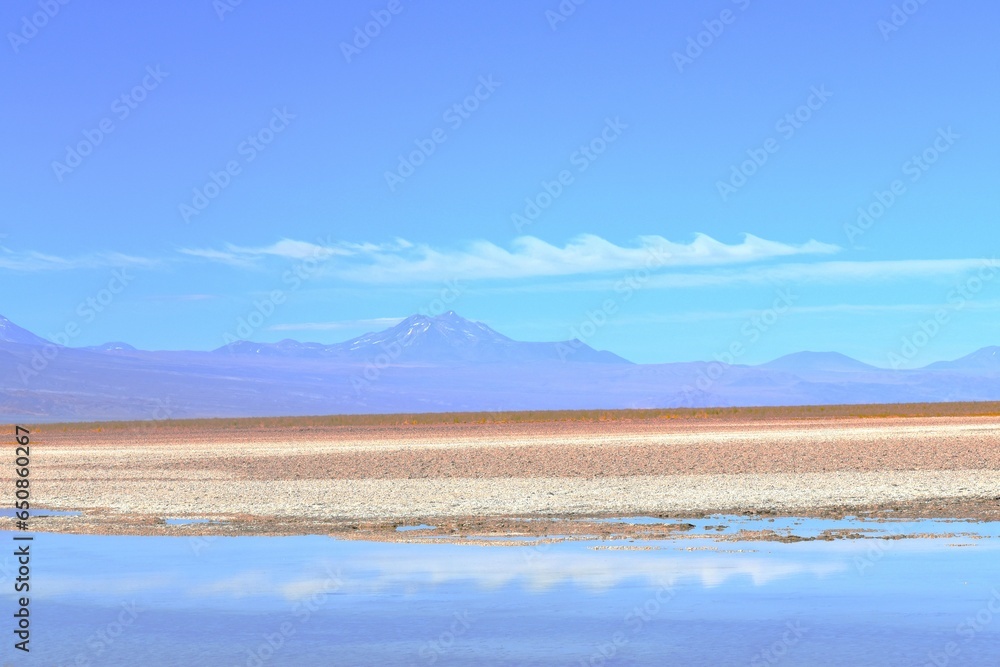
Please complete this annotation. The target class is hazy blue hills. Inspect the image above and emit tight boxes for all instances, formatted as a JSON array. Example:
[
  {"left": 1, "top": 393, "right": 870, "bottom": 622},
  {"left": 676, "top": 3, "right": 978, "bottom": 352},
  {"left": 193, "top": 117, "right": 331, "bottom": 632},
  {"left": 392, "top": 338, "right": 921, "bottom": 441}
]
[
  {"left": 0, "top": 311, "right": 997, "bottom": 422},
  {"left": 759, "top": 351, "right": 880, "bottom": 373},
  {"left": 213, "top": 312, "right": 631, "bottom": 364},
  {"left": 924, "top": 346, "right": 1000, "bottom": 371},
  {"left": 82, "top": 342, "right": 138, "bottom": 353}
]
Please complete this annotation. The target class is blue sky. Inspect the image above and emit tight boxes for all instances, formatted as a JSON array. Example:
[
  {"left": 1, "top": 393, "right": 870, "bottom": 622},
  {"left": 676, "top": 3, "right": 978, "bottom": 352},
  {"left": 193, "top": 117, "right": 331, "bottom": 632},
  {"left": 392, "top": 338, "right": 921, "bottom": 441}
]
[{"left": 2, "top": 0, "right": 998, "bottom": 366}]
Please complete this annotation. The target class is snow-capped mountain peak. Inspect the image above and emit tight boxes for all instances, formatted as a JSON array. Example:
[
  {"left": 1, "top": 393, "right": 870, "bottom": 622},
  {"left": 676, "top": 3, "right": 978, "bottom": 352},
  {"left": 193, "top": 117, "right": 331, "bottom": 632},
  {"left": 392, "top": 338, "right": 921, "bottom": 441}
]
[{"left": 0, "top": 315, "right": 51, "bottom": 346}]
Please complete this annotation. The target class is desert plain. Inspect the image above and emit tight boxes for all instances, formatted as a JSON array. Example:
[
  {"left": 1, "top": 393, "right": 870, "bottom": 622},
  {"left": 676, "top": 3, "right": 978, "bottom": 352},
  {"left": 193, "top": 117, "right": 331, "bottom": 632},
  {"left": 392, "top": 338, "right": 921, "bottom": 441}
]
[{"left": 5, "top": 403, "right": 1000, "bottom": 539}]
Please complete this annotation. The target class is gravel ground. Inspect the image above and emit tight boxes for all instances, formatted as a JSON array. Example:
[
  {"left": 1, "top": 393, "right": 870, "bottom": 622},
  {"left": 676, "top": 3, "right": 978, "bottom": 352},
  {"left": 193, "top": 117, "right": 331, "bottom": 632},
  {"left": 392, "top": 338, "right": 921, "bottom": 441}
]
[{"left": 6, "top": 416, "right": 1000, "bottom": 536}]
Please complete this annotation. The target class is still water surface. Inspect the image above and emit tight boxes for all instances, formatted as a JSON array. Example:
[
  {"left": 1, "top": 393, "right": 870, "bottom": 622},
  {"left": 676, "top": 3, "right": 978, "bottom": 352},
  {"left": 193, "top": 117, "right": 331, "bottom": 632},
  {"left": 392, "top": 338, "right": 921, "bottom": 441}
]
[{"left": 2, "top": 518, "right": 998, "bottom": 666}]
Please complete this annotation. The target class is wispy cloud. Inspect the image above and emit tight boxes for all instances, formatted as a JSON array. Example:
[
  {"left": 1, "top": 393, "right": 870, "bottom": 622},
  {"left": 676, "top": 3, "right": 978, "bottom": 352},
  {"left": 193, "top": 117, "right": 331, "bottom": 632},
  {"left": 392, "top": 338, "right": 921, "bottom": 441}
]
[
  {"left": 434, "top": 257, "right": 1000, "bottom": 296},
  {"left": 177, "top": 237, "right": 412, "bottom": 269},
  {"left": 175, "top": 247, "right": 260, "bottom": 269},
  {"left": 642, "top": 258, "right": 1000, "bottom": 289},
  {"left": 0, "top": 250, "right": 161, "bottom": 272},
  {"left": 338, "top": 233, "right": 839, "bottom": 283},
  {"left": 4, "top": 235, "right": 990, "bottom": 294},
  {"left": 596, "top": 300, "right": 1000, "bottom": 326},
  {"left": 181, "top": 233, "right": 839, "bottom": 283}
]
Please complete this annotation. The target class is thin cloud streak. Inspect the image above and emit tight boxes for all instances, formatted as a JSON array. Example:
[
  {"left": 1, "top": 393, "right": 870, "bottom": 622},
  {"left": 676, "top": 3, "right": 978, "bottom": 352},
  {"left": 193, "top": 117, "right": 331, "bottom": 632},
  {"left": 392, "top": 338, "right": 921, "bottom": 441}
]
[
  {"left": 643, "top": 258, "right": 1000, "bottom": 289},
  {"left": 180, "top": 233, "right": 839, "bottom": 283},
  {"left": 597, "top": 301, "right": 1000, "bottom": 326},
  {"left": 0, "top": 251, "right": 161, "bottom": 272},
  {"left": 334, "top": 233, "right": 839, "bottom": 283},
  {"left": 464, "top": 257, "right": 999, "bottom": 295}
]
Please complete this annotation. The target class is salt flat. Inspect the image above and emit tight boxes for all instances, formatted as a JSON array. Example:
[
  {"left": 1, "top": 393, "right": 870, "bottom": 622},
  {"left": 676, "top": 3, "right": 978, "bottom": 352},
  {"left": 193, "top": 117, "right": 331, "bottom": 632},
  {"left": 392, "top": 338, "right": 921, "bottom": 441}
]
[{"left": 8, "top": 415, "right": 1000, "bottom": 535}]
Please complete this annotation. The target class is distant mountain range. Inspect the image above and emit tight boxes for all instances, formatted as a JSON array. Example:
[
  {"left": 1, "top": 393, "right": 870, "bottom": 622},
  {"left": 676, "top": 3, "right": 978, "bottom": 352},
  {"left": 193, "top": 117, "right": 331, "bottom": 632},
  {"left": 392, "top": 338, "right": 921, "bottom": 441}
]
[
  {"left": 0, "top": 311, "right": 997, "bottom": 422},
  {"left": 758, "top": 351, "right": 880, "bottom": 373},
  {"left": 214, "top": 312, "right": 629, "bottom": 364},
  {"left": 924, "top": 346, "right": 1000, "bottom": 371}
]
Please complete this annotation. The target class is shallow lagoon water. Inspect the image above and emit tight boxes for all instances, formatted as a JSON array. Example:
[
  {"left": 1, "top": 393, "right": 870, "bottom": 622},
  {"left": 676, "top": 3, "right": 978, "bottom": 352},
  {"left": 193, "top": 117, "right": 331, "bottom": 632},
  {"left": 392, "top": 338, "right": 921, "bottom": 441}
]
[
  {"left": 593, "top": 514, "right": 1000, "bottom": 538},
  {"left": 2, "top": 521, "right": 999, "bottom": 666},
  {"left": 396, "top": 523, "right": 437, "bottom": 532},
  {"left": 163, "top": 518, "right": 220, "bottom": 526}
]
